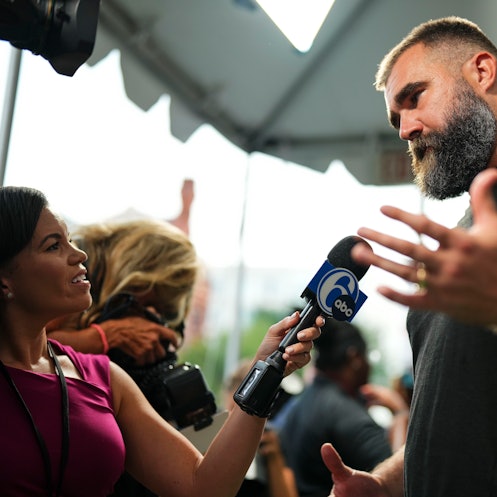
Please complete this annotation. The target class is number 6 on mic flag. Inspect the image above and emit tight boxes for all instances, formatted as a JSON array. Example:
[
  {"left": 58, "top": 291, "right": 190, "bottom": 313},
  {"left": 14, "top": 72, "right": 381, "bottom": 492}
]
[{"left": 307, "top": 258, "right": 367, "bottom": 321}]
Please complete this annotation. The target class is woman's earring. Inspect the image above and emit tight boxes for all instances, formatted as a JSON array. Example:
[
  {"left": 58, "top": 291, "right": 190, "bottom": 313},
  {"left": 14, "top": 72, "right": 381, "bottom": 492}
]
[{"left": 6, "top": 292, "right": 13, "bottom": 299}]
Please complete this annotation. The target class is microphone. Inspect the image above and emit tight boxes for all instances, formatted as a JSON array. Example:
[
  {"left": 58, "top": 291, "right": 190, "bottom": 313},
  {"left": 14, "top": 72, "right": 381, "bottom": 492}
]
[{"left": 233, "top": 235, "right": 371, "bottom": 417}]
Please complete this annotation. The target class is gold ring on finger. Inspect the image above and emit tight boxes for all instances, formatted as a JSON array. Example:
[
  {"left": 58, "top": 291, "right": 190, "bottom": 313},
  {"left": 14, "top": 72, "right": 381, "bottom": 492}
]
[{"left": 416, "top": 263, "right": 427, "bottom": 291}]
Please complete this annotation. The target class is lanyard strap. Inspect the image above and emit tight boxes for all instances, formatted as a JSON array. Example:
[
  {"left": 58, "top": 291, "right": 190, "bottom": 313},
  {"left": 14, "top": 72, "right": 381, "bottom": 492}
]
[{"left": 0, "top": 341, "right": 70, "bottom": 497}]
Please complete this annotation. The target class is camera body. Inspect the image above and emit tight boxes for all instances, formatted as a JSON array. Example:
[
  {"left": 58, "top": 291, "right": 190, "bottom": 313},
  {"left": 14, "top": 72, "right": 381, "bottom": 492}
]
[
  {"left": 0, "top": 0, "right": 100, "bottom": 76},
  {"left": 154, "top": 362, "right": 217, "bottom": 430},
  {"left": 97, "top": 293, "right": 217, "bottom": 431}
]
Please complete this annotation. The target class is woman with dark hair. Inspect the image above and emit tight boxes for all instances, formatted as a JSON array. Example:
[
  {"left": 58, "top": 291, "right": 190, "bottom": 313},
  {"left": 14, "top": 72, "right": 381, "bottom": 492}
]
[{"left": 0, "top": 185, "right": 321, "bottom": 497}]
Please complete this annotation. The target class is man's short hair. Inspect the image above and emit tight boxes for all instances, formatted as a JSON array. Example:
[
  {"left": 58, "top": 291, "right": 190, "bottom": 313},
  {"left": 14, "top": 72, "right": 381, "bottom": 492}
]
[{"left": 375, "top": 16, "right": 497, "bottom": 90}]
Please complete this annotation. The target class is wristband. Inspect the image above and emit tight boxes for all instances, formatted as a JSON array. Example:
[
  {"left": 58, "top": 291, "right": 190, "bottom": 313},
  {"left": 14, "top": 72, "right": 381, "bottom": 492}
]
[{"left": 90, "top": 323, "right": 109, "bottom": 354}]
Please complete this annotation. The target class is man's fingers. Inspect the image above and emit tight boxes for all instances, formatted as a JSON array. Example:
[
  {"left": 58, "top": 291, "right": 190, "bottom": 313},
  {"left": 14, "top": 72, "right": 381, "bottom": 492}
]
[
  {"left": 469, "top": 168, "right": 497, "bottom": 226},
  {"left": 321, "top": 443, "right": 354, "bottom": 482}
]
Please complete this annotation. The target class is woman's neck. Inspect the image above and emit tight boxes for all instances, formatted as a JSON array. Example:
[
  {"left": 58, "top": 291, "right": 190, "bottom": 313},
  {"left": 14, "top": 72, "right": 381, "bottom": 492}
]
[{"left": 0, "top": 328, "right": 51, "bottom": 371}]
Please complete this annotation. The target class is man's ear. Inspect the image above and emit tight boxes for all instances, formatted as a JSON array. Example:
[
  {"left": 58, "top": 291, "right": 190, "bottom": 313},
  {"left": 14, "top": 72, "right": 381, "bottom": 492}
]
[
  {"left": 463, "top": 51, "right": 497, "bottom": 93},
  {"left": 346, "top": 347, "right": 362, "bottom": 370}
]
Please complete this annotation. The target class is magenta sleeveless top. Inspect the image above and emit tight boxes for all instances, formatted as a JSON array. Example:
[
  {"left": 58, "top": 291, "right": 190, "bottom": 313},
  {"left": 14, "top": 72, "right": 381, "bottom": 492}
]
[{"left": 0, "top": 339, "right": 126, "bottom": 496}]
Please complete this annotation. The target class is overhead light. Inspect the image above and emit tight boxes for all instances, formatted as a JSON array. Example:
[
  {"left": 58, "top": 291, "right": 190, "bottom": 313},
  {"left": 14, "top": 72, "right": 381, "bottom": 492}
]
[{"left": 256, "top": 0, "right": 335, "bottom": 53}]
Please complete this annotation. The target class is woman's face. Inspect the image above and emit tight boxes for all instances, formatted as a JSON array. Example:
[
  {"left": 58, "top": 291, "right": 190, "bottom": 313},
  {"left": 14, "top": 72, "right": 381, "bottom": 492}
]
[{"left": 3, "top": 207, "right": 92, "bottom": 323}]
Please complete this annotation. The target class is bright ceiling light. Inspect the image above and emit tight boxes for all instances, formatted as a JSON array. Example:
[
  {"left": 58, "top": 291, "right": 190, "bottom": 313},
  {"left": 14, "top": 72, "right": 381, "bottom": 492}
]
[{"left": 256, "top": 0, "right": 335, "bottom": 53}]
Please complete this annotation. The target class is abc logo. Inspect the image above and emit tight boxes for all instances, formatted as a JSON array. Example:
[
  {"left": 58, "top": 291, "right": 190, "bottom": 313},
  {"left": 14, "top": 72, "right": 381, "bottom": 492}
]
[{"left": 316, "top": 268, "right": 360, "bottom": 321}]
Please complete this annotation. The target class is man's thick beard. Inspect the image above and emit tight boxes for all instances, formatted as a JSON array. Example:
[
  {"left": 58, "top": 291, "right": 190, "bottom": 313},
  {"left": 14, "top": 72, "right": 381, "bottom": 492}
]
[{"left": 408, "top": 83, "right": 497, "bottom": 200}]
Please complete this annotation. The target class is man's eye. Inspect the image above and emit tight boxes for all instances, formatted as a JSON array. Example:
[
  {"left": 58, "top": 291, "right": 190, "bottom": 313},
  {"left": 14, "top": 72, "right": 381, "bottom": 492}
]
[{"left": 410, "top": 91, "right": 422, "bottom": 106}]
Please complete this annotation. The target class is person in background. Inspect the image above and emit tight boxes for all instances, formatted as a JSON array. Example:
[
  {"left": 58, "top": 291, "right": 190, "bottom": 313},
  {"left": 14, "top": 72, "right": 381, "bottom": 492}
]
[
  {"left": 322, "top": 16, "right": 497, "bottom": 497},
  {"left": 360, "top": 381, "right": 409, "bottom": 453},
  {"left": 47, "top": 218, "right": 202, "bottom": 497},
  {"left": 391, "top": 370, "right": 413, "bottom": 409},
  {"left": 0, "top": 185, "right": 320, "bottom": 496},
  {"left": 48, "top": 177, "right": 200, "bottom": 366},
  {"left": 279, "top": 319, "right": 408, "bottom": 497},
  {"left": 47, "top": 218, "right": 197, "bottom": 365},
  {"left": 168, "top": 178, "right": 210, "bottom": 346},
  {"left": 224, "top": 359, "right": 300, "bottom": 497},
  {"left": 169, "top": 178, "right": 194, "bottom": 236}
]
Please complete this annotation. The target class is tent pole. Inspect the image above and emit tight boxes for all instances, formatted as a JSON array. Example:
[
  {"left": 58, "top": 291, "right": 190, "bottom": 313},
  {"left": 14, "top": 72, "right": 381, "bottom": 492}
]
[
  {"left": 0, "top": 47, "right": 22, "bottom": 186},
  {"left": 224, "top": 152, "right": 252, "bottom": 380}
]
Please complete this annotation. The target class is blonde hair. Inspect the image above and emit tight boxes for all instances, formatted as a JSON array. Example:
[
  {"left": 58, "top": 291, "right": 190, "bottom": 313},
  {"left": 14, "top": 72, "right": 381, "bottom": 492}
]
[{"left": 76, "top": 219, "right": 199, "bottom": 330}]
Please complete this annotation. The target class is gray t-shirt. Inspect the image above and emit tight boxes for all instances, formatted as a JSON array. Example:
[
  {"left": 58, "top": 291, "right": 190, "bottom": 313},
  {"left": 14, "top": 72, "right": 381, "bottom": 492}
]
[{"left": 405, "top": 206, "right": 497, "bottom": 496}]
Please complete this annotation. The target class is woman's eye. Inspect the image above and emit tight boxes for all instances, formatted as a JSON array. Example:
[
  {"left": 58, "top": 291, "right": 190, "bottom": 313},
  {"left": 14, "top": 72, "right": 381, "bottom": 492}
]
[{"left": 47, "top": 241, "right": 60, "bottom": 251}]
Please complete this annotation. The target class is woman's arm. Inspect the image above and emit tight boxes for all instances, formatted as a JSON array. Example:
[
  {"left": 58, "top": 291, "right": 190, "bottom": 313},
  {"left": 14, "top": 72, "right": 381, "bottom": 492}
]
[
  {"left": 47, "top": 315, "right": 179, "bottom": 364},
  {"left": 111, "top": 312, "right": 321, "bottom": 497}
]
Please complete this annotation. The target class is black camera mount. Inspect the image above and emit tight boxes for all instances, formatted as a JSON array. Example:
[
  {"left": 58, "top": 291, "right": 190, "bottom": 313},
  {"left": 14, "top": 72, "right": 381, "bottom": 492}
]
[{"left": 0, "top": 0, "right": 100, "bottom": 76}]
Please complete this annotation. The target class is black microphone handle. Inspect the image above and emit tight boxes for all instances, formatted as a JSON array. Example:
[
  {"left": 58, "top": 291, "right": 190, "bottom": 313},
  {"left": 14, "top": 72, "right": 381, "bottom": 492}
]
[
  {"left": 277, "top": 300, "right": 322, "bottom": 352},
  {"left": 234, "top": 236, "right": 370, "bottom": 417},
  {"left": 264, "top": 301, "right": 322, "bottom": 373},
  {"left": 234, "top": 300, "right": 324, "bottom": 417}
]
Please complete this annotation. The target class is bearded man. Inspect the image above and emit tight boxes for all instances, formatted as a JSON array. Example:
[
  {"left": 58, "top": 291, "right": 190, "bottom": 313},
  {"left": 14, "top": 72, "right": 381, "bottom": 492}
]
[{"left": 321, "top": 16, "right": 497, "bottom": 497}]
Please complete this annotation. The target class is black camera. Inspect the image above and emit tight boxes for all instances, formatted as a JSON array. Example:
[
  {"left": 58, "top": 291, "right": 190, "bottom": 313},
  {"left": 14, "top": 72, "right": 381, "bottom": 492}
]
[
  {"left": 0, "top": 0, "right": 100, "bottom": 76},
  {"left": 96, "top": 293, "right": 217, "bottom": 431}
]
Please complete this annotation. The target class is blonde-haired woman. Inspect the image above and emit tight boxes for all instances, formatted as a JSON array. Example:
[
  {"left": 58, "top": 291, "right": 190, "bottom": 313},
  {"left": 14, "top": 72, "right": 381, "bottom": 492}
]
[{"left": 48, "top": 219, "right": 198, "bottom": 365}]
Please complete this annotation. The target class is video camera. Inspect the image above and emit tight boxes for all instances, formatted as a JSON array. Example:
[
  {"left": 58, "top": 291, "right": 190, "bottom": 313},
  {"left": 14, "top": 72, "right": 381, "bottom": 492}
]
[
  {"left": 0, "top": 0, "right": 100, "bottom": 76},
  {"left": 96, "top": 293, "right": 217, "bottom": 431}
]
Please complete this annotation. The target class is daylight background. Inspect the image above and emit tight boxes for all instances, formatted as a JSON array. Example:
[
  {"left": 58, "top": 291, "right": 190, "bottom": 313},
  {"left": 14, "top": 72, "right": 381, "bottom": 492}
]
[{"left": 0, "top": 38, "right": 469, "bottom": 391}]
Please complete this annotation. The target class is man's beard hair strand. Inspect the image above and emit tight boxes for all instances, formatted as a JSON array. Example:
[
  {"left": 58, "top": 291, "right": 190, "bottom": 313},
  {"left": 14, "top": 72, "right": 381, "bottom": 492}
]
[{"left": 410, "top": 84, "right": 497, "bottom": 200}]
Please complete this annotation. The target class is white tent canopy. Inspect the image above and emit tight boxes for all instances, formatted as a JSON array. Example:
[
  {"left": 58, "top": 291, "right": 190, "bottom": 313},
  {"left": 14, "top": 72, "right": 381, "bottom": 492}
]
[{"left": 88, "top": 0, "right": 497, "bottom": 184}]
